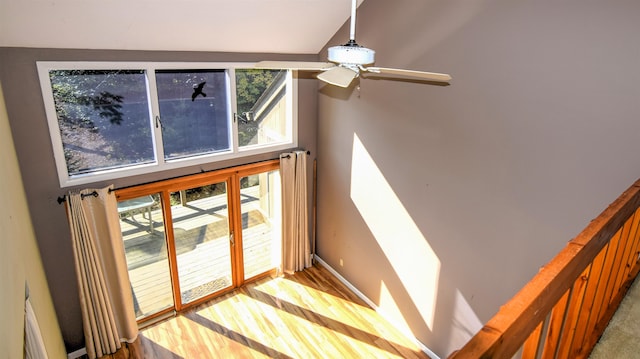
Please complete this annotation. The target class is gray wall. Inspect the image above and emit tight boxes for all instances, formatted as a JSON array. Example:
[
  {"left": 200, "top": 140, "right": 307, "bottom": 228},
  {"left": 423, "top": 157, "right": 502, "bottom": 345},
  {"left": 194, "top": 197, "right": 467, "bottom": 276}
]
[
  {"left": 316, "top": 0, "right": 640, "bottom": 356},
  {"left": 0, "top": 48, "right": 318, "bottom": 352}
]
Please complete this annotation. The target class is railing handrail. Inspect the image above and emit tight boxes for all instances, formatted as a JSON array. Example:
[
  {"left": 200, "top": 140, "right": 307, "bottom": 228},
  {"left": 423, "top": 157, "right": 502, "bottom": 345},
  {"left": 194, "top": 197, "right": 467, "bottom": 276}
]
[{"left": 450, "top": 179, "right": 640, "bottom": 358}]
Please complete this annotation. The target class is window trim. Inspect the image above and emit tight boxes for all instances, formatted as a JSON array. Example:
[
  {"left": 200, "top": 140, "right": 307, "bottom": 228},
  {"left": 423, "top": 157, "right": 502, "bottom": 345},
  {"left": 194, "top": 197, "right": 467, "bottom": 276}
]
[{"left": 37, "top": 61, "right": 297, "bottom": 187}]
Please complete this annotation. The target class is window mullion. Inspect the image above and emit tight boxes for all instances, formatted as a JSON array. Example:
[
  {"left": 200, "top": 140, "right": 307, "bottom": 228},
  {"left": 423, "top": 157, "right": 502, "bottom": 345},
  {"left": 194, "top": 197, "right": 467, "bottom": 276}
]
[
  {"left": 159, "top": 190, "right": 182, "bottom": 310},
  {"left": 146, "top": 67, "right": 166, "bottom": 166},
  {"left": 228, "top": 68, "right": 239, "bottom": 154}
]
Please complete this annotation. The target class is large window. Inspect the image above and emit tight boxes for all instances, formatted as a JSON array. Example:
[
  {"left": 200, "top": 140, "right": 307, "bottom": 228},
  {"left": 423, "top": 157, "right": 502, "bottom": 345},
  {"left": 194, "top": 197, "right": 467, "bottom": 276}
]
[{"left": 37, "top": 62, "right": 296, "bottom": 187}]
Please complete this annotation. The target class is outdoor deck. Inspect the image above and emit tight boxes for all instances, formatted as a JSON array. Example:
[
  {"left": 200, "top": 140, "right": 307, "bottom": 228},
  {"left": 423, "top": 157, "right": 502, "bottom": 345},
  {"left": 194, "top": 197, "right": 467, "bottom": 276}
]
[{"left": 118, "top": 185, "right": 277, "bottom": 319}]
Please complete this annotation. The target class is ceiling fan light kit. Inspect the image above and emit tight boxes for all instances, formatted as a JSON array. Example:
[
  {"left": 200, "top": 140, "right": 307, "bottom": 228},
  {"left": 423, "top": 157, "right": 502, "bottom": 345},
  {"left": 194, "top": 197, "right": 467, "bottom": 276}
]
[
  {"left": 256, "top": 0, "right": 451, "bottom": 88},
  {"left": 327, "top": 41, "right": 375, "bottom": 66}
]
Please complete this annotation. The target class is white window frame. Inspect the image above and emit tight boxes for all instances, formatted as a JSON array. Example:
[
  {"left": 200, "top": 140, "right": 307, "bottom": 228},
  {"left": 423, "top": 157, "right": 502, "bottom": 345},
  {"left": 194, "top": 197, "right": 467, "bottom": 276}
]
[{"left": 37, "top": 61, "right": 298, "bottom": 187}]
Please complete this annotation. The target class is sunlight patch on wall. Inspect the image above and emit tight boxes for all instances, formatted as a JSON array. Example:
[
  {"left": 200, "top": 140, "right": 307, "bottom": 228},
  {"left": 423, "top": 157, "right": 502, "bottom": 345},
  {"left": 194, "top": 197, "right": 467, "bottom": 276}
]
[
  {"left": 350, "top": 133, "right": 441, "bottom": 330},
  {"left": 378, "top": 280, "right": 413, "bottom": 335}
]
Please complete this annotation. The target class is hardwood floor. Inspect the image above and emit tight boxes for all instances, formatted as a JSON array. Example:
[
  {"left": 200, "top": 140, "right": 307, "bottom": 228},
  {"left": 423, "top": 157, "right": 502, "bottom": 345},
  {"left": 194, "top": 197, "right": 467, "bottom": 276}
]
[{"left": 137, "top": 264, "right": 432, "bottom": 359}]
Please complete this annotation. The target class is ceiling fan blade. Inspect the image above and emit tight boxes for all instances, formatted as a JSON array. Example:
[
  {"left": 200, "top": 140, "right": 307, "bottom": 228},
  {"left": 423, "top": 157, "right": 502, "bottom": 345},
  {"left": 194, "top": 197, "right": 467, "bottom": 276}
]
[
  {"left": 255, "top": 61, "right": 336, "bottom": 71},
  {"left": 364, "top": 67, "right": 452, "bottom": 83},
  {"left": 316, "top": 66, "right": 359, "bottom": 88}
]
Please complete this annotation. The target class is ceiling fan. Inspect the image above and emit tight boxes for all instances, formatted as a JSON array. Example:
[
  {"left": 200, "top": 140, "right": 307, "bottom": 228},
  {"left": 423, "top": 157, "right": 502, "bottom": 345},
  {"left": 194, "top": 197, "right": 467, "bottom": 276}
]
[{"left": 255, "top": 0, "right": 452, "bottom": 88}]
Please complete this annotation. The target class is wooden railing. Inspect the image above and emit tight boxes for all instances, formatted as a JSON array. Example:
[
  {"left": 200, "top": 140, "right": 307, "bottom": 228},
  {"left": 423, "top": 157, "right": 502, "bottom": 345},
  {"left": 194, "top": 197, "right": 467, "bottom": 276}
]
[{"left": 449, "top": 179, "right": 640, "bottom": 359}]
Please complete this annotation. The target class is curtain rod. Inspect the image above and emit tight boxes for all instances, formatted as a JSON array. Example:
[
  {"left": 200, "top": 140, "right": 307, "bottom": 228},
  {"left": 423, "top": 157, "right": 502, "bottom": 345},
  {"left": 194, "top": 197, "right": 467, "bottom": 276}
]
[
  {"left": 281, "top": 150, "right": 311, "bottom": 159},
  {"left": 56, "top": 150, "right": 311, "bottom": 205},
  {"left": 57, "top": 188, "right": 114, "bottom": 204}
]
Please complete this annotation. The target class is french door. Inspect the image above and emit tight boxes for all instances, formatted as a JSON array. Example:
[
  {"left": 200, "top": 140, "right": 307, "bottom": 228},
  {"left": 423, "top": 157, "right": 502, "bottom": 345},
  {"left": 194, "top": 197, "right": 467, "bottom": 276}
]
[{"left": 115, "top": 160, "right": 281, "bottom": 323}]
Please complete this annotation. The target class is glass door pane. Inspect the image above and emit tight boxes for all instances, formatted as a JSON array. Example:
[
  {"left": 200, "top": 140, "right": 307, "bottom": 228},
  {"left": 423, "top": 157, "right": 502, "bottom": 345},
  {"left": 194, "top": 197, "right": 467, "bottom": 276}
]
[
  {"left": 241, "top": 170, "right": 281, "bottom": 280},
  {"left": 118, "top": 193, "right": 173, "bottom": 320},
  {"left": 170, "top": 182, "right": 233, "bottom": 304}
]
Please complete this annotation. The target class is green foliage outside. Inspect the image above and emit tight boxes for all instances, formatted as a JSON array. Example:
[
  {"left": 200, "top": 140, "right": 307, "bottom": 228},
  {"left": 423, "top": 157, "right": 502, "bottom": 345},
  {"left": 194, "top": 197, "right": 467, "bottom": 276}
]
[
  {"left": 50, "top": 70, "right": 153, "bottom": 174},
  {"left": 235, "top": 69, "right": 283, "bottom": 146}
]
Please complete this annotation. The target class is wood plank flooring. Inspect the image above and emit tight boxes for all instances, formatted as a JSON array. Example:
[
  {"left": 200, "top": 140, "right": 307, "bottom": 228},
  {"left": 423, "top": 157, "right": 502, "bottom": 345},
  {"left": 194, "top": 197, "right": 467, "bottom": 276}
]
[{"left": 137, "top": 264, "right": 432, "bottom": 359}]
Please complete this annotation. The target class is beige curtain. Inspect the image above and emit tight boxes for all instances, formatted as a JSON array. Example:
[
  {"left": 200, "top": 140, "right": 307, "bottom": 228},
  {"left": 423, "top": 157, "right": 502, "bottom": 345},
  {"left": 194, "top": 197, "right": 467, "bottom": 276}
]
[
  {"left": 66, "top": 186, "right": 138, "bottom": 359},
  {"left": 280, "top": 151, "right": 311, "bottom": 274}
]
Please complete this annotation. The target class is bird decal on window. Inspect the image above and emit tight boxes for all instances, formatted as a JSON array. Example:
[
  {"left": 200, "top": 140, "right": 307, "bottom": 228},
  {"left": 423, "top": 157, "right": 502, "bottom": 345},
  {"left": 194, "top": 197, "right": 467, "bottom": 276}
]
[{"left": 191, "top": 81, "right": 206, "bottom": 101}]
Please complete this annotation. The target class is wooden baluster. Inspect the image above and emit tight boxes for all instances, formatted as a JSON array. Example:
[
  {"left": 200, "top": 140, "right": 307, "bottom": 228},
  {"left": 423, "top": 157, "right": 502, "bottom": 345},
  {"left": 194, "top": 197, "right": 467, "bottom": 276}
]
[
  {"left": 556, "top": 267, "right": 590, "bottom": 359},
  {"left": 569, "top": 246, "right": 608, "bottom": 357},
  {"left": 522, "top": 318, "right": 546, "bottom": 358},
  {"left": 540, "top": 289, "right": 571, "bottom": 358}
]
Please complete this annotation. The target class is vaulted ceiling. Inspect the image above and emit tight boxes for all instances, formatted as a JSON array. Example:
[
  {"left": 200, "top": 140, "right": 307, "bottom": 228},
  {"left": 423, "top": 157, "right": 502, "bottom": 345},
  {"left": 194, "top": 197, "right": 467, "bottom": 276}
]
[{"left": 0, "top": 0, "right": 364, "bottom": 54}]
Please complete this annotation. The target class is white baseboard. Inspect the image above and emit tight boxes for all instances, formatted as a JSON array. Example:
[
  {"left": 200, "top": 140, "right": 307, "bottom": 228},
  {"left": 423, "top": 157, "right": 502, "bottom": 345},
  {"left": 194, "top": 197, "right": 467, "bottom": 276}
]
[
  {"left": 314, "top": 256, "right": 440, "bottom": 359},
  {"left": 67, "top": 347, "right": 86, "bottom": 359}
]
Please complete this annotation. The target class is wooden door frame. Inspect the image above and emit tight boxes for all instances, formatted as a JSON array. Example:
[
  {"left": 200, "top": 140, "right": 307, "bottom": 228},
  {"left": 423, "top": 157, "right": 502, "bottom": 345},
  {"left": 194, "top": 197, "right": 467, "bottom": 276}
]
[{"left": 115, "top": 159, "right": 281, "bottom": 325}]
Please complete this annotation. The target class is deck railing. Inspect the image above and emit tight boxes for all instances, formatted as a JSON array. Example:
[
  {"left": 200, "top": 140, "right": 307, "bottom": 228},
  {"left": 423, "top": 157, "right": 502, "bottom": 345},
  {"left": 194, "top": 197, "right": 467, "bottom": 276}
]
[{"left": 449, "top": 179, "right": 640, "bottom": 359}]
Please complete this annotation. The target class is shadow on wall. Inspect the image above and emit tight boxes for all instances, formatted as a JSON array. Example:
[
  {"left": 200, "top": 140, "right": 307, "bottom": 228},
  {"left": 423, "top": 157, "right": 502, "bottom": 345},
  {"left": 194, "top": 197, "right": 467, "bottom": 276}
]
[{"left": 350, "top": 133, "right": 441, "bottom": 331}]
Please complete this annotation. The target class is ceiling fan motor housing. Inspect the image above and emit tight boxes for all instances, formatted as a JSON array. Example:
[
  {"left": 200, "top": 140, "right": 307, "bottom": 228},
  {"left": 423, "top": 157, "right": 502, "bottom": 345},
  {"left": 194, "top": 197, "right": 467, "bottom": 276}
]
[{"left": 327, "top": 44, "right": 375, "bottom": 66}]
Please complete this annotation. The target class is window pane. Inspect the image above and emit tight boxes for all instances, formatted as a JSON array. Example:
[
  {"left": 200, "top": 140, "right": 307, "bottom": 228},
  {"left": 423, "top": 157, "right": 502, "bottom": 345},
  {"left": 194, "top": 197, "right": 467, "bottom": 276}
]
[
  {"left": 156, "top": 70, "right": 230, "bottom": 159},
  {"left": 49, "top": 70, "right": 154, "bottom": 176},
  {"left": 170, "top": 183, "right": 233, "bottom": 303},
  {"left": 241, "top": 170, "right": 281, "bottom": 279},
  {"left": 236, "top": 69, "right": 289, "bottom": 147},
  {"left": 118, "top": 194, "right": 173, "bottom": 319}
]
